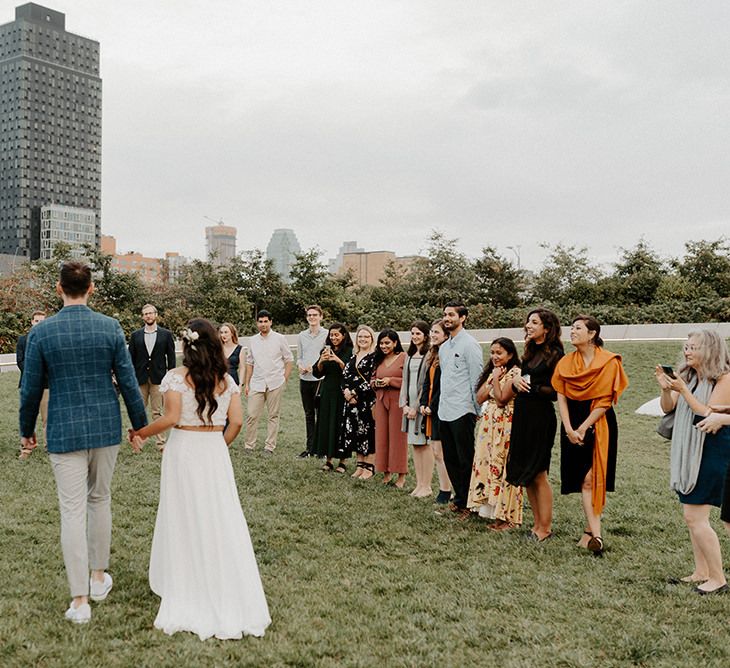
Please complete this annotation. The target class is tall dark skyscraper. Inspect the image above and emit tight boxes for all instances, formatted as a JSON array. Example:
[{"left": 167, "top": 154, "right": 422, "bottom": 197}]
[{"left": 0, "top": 3, "right": 101, "bottom": 260}]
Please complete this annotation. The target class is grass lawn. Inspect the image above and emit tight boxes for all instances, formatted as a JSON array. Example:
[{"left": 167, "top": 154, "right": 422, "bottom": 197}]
[{"left": 1, "top": 341, "right": 729, "bottom": 667}]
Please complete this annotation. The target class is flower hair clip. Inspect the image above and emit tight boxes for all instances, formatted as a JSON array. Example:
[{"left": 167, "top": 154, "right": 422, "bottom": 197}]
[{"left": 182, "top": 328, "right": 200, "bottom": 350}]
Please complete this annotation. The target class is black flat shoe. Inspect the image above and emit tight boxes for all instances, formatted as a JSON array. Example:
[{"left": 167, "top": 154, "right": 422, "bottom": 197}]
[{"left": 694, "top": 584, "right": 729, "bottom": 596}]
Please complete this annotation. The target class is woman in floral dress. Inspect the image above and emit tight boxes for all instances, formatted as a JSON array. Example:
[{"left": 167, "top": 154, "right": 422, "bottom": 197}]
[
  {"left": 341, "top": 325, "right": 378, "bottom": 480},
  {"left": 468, "top": 337, "right": 523, "bottom": 530}
]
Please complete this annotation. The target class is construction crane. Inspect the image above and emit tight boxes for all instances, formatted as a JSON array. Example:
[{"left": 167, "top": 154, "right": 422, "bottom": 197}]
[{"left": 203, "top": 216, "right": 225, "bottom": 226}]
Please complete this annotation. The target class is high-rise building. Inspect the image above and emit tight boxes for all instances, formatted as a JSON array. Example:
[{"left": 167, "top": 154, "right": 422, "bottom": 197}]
[
  {"left": 0, "top": 3, "right": 102, "bottom": 260},
  {"left": 266, "top": 228, "right": 301, "bottom": 283},
  {"left": 328, "top": 240, "right": 363, "bottom": 273},
  {"left": 205, "top": 222, "right": 237, "bottom": 266}
]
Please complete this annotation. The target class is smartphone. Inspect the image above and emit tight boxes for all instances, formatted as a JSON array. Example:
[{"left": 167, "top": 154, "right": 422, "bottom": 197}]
[
  {"left": 324, "top": 345, "right": 332, "bottom": 354},
  {"left": 661, "top": 365, "right": 676, "bottom": 379}
]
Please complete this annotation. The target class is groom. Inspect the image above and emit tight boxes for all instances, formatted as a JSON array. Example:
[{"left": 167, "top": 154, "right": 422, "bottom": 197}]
[{"left": 19, "top": 261, "right": 148, "bottom": 623}]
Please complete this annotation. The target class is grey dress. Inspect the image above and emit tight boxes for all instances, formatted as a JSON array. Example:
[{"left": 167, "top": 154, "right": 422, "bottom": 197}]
[{"left": 400, "top": 354, "right": 427, "bottom": 445}]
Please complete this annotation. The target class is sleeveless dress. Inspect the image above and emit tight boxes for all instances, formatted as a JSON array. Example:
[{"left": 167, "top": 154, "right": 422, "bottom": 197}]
[
  {"left": 151, "top": 370, "right": 271, "bottom": 640},
  {"left": 467, "top": 366, "right": 523, "bottom": 525}
]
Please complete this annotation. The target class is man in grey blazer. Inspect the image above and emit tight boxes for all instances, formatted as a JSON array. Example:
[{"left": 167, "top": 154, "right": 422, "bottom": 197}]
[{"left": 19, "top": 261, "right": 148, "bottom": 624}]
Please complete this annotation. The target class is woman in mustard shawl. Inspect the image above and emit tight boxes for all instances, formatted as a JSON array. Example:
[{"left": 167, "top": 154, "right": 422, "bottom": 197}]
[{"left": 552, "top": 315, "right": 628, "bottom": 555}]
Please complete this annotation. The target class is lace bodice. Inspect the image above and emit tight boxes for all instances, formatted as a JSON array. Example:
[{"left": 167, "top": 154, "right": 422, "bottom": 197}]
[{"left": 160, "top": 370, "right": 240, "bottom": 426}]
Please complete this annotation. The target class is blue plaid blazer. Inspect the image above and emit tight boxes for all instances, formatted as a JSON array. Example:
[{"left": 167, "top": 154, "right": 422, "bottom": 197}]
[{"left": 19, "top": 305, "right": 148, "bottom": 454}]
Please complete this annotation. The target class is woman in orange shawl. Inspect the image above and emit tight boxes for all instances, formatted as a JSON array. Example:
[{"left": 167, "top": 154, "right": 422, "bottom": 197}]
[{"left": 552, "top": 315, "right": 628, "bottom": 555}]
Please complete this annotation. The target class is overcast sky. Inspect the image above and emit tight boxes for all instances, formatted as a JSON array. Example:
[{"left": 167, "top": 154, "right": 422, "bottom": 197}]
[{"left": 6, "top": 0, "right": 729, "bottom": 269}]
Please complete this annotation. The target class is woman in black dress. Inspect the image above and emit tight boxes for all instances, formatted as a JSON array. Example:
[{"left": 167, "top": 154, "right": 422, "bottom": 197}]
[
  {"left": 506, "top": 308, "right": 564, "bottom": 542},
  {"left": 219, "top": 322, "right": 242, "bottom": 387},
  {"left": 341, "top": 325, "right": 378, "bottom": 480},
  {"left": 313, "top": 323, "right": 353, "bottom": 473}
]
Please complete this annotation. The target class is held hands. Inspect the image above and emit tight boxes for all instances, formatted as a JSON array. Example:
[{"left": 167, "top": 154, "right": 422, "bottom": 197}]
[
  {"left": 419, "top": 405, "right": 431, "bottom": 416},
  {"left": 128, "top": 429, "right": 145, "bottom": 453},
  {"left": 403, "top": 406, "right": 417, "bottom": 420},
  {"left": 566, "top": 428, "right": 584, "bottom": 445}
]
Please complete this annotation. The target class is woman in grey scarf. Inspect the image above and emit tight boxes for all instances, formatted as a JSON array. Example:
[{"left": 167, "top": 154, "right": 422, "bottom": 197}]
[{"left": 655, "top": 330, "right": 730, "bottom": 595}]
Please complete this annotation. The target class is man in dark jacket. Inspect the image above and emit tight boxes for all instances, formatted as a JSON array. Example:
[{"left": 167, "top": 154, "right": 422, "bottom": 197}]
[{"left": 128, "top": 304, "right": 176, "bottom": 450}]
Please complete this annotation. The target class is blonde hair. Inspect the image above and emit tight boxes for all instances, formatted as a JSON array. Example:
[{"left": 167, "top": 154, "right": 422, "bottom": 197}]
[
  {"left": 678, "top": 329, "right": 730, "bottom": 383},
  {"left": 219, "top": 322, "right": 239, "bottom": 344},
  {"left": 354, "top": 325, "right": 376, "bottom": 354}
]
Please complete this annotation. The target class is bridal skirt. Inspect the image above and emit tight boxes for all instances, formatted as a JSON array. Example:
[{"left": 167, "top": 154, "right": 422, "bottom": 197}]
[{"left": 149, "top": 429, "right": 271, "bottom": 640}]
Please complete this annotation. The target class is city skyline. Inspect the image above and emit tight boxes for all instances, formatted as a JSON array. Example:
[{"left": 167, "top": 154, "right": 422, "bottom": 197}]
[{"left": 1, "top": 1, "right": 729, "bottom": 271}]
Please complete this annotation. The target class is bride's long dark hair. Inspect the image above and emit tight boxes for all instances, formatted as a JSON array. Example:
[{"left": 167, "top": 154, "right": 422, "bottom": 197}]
[{"left": 181, "top": 318, "right": 229, "bottom": 423}]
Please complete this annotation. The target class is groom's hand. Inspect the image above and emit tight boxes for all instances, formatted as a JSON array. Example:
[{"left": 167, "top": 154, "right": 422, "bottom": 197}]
[{"left": 128, "top": 429, "right": 143, "bottom": 453}]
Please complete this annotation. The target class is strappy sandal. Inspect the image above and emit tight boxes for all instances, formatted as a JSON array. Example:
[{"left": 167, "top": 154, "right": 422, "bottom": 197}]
[
  {"left": 321, "top": 461, "right": 334, "bottom": 472},
  {"left": 587, "top": 535, "right": 604, "bottom": 555},
  {"left": 19, "top": 444, "right": 36, "bottom": 460},
  {"left": 334, "top": 462, "right": 347, "bottom": 474},
  {"left": 359, "top": 462, "right": 375, "bottom": 480}
]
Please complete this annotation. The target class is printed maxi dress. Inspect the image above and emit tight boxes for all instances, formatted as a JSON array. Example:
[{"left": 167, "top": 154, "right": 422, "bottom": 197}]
[{"left": 467, "top": 366, "right": 523, "bottom": 526}]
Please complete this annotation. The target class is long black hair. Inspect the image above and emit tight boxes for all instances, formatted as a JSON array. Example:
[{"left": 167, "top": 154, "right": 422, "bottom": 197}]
[
  {"left": 323, "top": 322, "right": 352, "bottom": 352},
  {"left": 522, "top": 308, "right": 564, "bottom": 367},
  {"left": 476, "top": 337, "right": 520, "bottom": 390},
  {"left": 374, "top": 329, "right": 404, "bottom": 365},
  {"left": 181, "top": 318, "right": 230, "bottom": 423}
]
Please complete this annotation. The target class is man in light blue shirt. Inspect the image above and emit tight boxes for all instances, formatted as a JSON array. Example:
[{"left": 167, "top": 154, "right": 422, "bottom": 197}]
[
  {"left": 438, "top": 300, "right": 483, "bottom": 514},
  {"left": 296, "top": 304, "right": 328, "bottom": 458}
]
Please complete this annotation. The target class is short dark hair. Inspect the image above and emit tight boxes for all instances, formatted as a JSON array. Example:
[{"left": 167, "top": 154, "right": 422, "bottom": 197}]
[
  {"left": 256, "top": 309, "right": 272, "bottom": 321},
  {"left": 59, "top": 261, "right": 91, "bottom": 298},
  {"left": 443, "top": 300, "right": 468, "bottom": 318}
]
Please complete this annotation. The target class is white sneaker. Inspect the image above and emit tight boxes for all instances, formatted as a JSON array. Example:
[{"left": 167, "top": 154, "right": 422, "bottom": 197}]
[
  {"left": 90, "top": 573, "right": 113, "bottom": 601},
  {"left": 64, "top": 602, "right": 91, "bottom": 624}
]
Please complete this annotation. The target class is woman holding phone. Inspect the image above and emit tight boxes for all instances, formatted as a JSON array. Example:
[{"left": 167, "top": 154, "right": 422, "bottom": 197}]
[{"left": 655, "top": 330, "right": 730, "bottom": 594}]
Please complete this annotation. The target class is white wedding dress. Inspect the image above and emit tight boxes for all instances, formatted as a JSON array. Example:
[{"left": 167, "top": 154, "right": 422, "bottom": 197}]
[{"left": 150, "top": 370, "right": 270, "bottom": 640}]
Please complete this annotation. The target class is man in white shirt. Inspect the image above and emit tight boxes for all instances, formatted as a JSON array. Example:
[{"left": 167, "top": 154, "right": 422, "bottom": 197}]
[
  {"left": 296, "top": 305, "right": 328, "bottom": 459},
  {"left": 244, "top": 309, "right": 294, "bottom": 454}
]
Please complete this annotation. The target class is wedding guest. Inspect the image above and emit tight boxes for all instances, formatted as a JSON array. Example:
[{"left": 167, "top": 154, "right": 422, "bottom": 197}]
[
  {"left": 128, "top": 304, "right": 176, "bottom": 451},
  {"left": 130, "top": 319, "right": 271, "bottom": 639},
  {"left": 341, "top": 325, "right": 378, "bottom": 480},
  {"left": 420, "top": 319, "right": 452, "bottom": 504},
  {"left": 296, "top": 305, "right": 328, "bottom": 459},
  {"left": 16, "top": 309, "right": 48, "bottom": 459},
  {"left": 220, "top": 322, "right": 243, "bottom": 387},
  {"left": 655, "top": 330, "right": 730, "bottom": 594},
  {"left": 438, "top": 302, "right": 483, "bottom": 517},
  {"left": 19, "top": 261, "right": 147, "bottom": 624},
  {"left": 506, "top": 308, "right": 564, "bottom": 541},
  {"left": 467, "top": 337, "right": 523, "bottom": 530},
  {"left": 313, "top": 323, "right": 353, "bottom": 472},
  {"left": 400, "top": 321, "right": 433, "bottom": 497},
  {"left": 373, "top": 329, "right": 408, "bottom": 488},
  {"left": 552, "top": 316, "right": 628, "bottom": 554},
  {"left": 243, "top": 310, "right": 294, "bottom": 454},
  {"left": 697, "top": 406, "right": 730, "bottom": 540}
]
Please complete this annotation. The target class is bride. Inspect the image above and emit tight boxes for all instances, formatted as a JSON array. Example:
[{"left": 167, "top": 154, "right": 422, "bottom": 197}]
[{"left": 130, "top": 318, "right": 270, "bottom": 640}]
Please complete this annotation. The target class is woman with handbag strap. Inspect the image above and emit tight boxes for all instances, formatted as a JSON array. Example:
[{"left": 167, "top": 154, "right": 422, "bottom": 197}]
[
  {"left": 655, "top": 330, "right": 730, "bottom": 595},
  {"left": 552, "top": 315, "right": 628, "bottom": 556}
]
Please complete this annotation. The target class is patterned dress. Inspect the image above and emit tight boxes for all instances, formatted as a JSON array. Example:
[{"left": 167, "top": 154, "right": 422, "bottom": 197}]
[
  {"left": 340, "top": 352, "right": 377, "bottom": 456},
  {"left": 467, "top": 366, "right": 523, "bottom": 526}
]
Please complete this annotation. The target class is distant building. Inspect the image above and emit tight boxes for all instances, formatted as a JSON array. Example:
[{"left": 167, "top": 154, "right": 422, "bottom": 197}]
[
  {"left": 341, "top": 250, "right": 421, "bottom": 286},
  {"left": 206, "top": 222, "right": 237, "bottom": 266},
  {"left": 0, "top": 3, "right": 102, "bottom": 260},
  {"left": 39, "top": 204, "right": 95, "bottom": 259},
  {"left": 328, "top": 241, "right": 364, "bottom": 273},
  {"left": 101, "top": 235, "right": 188, "bottom": 284},
  {"left": 266, "top": 228, "right": 301, "bottom": 282}
]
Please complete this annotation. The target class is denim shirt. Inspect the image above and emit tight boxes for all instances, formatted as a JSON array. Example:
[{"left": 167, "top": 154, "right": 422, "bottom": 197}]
[{"left": 437, "top": 328, "right": 483, "bottom": 422}]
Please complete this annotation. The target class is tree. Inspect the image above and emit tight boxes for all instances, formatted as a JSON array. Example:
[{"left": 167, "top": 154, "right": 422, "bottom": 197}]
[
  {"left": 609, "top": 240, "right": 666, "bottom": 305},
  {"left": 530, "top": 243, "right": 602, "bottom": 306},
  {"left": 472, "top": 246, "right": 523, "bottom": 308},
  {"left": 410, "top": 231, "right": 478, "bottom": 308},
  {"left": 222, "top": 251, "right": 287, "bottom": 326},
  {"left": 676, "top": 238, "right": 730, "bottom": 298}
]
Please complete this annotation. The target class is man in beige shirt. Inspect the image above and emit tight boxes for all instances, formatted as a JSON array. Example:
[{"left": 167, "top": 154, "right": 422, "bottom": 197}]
[{"left": 243, "top": 310, "right": 294, "bottom": 454}]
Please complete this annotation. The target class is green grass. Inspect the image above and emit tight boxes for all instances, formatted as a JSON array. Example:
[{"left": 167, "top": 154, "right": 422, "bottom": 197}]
[{"left": 1, "top": 341, "right": 729, "bottom": 667}]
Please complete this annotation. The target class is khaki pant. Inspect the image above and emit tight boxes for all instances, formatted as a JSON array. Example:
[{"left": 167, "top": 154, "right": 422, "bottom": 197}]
[
  {"left": 140, "top": 381, "right": 167, "bottom": 448},
  {"left": 49, "top": 446, "right": 119, "bottom": 597},
  {"left": 245, "top": 385, "right": 285, "bottom": 451}
]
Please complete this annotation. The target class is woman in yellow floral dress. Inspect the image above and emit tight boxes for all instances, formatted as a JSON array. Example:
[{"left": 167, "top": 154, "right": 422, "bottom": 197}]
[{"left": 468, "top": 337, "right": 523, "bottom": 530}]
